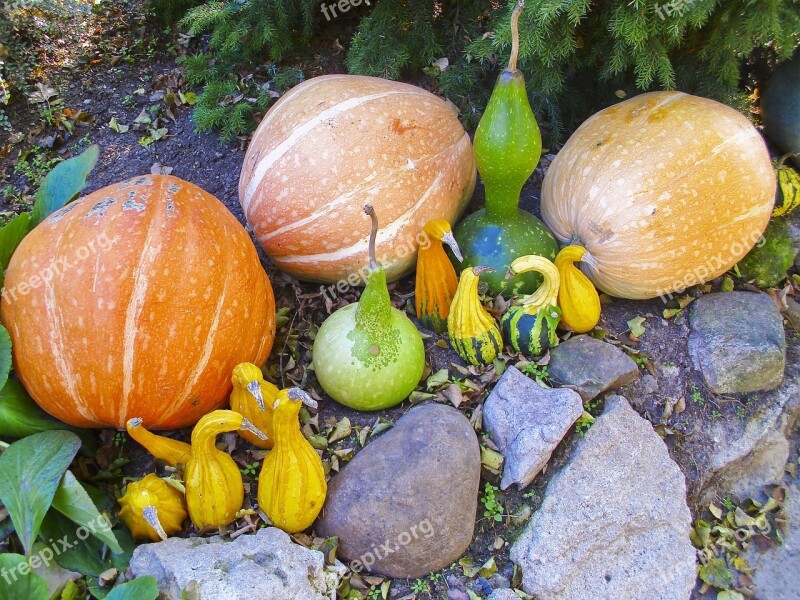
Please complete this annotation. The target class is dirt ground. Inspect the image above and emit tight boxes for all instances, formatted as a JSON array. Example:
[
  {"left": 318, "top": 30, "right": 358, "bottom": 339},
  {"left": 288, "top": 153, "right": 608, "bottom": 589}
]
[{"left": 2, "top": 4, "right": 798, "bottom": 599}]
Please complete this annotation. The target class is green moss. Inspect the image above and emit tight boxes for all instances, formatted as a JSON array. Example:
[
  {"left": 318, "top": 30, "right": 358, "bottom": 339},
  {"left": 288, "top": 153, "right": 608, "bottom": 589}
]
[{"left": 737, "top": 218, "right": 796, "bottom": 288}]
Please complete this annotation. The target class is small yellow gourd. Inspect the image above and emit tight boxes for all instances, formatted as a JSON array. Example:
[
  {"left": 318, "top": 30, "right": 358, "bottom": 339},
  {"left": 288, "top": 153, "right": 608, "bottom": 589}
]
[
  {"left": 230, "top": 362, "right": 279, "bottom": 449},
  {"left": 126, "top": 418, "right": 192, "bottom": 467},
  {"left": 447, "top": 266, "right": 503, "bottom": 365},
  {"left": 258, "top": 388, "right": 327, "bottom": 533},
  {"left": 118, "top": 474, "right": 188, "bottom": 541},
  {"left": 184, "top": 410, "right": 266, "bottom": 529},
  {"left": 415, "top": 219, "right": 463, "bottom": 333},
  {"left": 554, "top": 245, "right": 601, "bottom": 333}
]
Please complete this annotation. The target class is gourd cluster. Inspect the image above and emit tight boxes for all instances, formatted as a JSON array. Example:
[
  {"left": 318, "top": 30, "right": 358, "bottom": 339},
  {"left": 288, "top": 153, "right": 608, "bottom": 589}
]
[{"left": 119, "top": 365, "right": 326, "bottom": 540}]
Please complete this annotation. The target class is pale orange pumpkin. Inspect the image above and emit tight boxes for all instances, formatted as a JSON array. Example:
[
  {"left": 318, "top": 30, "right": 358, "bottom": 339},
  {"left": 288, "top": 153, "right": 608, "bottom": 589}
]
[
  {"left": 239, "top": 74, "right": 476, "bottom": 284},
  {"left": 541, "top": 91, "right": 775, "bottom": 300},
  {"left": 0, "top": 175, "right": 276, "bottom": 429}
]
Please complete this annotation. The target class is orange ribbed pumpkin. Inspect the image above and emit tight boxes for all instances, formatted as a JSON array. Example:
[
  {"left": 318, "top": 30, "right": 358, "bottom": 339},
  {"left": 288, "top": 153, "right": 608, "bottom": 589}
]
[
  {"left": 0, "top": 175, "right": 276, "bottom": 429},
  {"left": 239, "top": 74, "right": 476, "bottom": 283}
]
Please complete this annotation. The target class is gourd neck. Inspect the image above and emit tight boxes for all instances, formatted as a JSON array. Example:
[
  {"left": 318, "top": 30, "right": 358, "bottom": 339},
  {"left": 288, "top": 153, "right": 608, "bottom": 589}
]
[
  {"left": 190, "top": 410, "right": 251, "bottom": 454},
  {"left": 355, "top": 266, "right": 392, "bottom": 329},
  {"left": 484, "top": 185, "right": 521, "bottom": 221},
  {"left": 453, "top": 268, "right": 495, "bottom": 336}
]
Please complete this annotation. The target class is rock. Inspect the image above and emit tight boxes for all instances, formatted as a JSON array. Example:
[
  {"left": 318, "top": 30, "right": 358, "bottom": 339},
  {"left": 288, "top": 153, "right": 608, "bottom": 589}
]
[
  {"left": 486, "top": 591, "right": 522, "bottom": 600},
  {"left": 447, "top": 590, "right": 469, "bottom": 600},
  {"left": 547, "top": 335, "right": 639, "bottom": 401},
  {"left": 483, "top": 366, "right": 583, "bottom": 490},
  {"left": 510, "top": 396, "right": 696, "bottom": 600},
  {"left": 693, "top": 369, "right": 800, "bottom": 503},
  {"left": 317, "top": 403, "right": 480, "bottom": 578},
  {"left": 688, "top": 292, "right": 786, "bottom": 394},
  {"left": 748, "top": 483, "right": 800, "bottom": 599},
  {"left": 128, "top": 527, "right": 343, "bottom": 600}
]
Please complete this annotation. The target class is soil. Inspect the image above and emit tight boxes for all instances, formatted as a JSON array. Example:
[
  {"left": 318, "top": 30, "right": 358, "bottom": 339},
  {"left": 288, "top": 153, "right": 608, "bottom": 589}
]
[{"left": 1, "top": 4, "right": 798, "bottom": 600}]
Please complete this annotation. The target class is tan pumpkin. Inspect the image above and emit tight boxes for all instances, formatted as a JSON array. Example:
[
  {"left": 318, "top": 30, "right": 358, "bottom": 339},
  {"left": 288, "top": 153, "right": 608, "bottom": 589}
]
[
  {"left": 1, "top": 175, "right": 276, "bottom": 429},
  {"left": 238, "top": 74, "right": 476, "bottom": 283},
  {"left": 541, "top": 91, "right": 775, "bottom": 299}
]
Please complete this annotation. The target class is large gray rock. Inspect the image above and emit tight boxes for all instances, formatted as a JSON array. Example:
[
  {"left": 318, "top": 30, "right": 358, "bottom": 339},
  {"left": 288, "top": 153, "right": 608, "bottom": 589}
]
[
  {"left": 129, "top": 527, "right": 344, "bottom": 600},
  {"left": 548, "top": 335, "right": 639, "bottom": 401},
  {"left": 688, "top": 292, "right": 786, "bottom": 394},
  {"left": 510, "top": 396, "right": 696, "bottom": 600},
  {"left": 483, "top": 366, "right": 583, "bottom": 490},
  {"left": 749, "top": 483, "right": 800, "bottom": 599},
  {"left": 486, "top": 591, "right": 522, "bottom": 600},
  {"left": 317, "top": 403, "right": 480, "bottom": 578}
]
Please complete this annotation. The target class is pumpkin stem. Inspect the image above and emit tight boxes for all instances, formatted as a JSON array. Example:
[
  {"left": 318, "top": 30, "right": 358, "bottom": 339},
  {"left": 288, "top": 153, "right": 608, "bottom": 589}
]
[
  {"left": 777, "top": 152, "right": 799, "bottom": 169},
  {"left": 246, "top": 380, "right": 265, "bottom": 411},
  {"left": 288, "top": 387, "right": 318, "bottom": 409},
  {"left": 441, "top": 231, "right": 464, "bottom": 262},
  {"left": 142, "top": 505, "right": 169, "bottom": 541},
  {"left": 240, "top": 417, "right": 268, "bottom": 441},
  {"left": 364, "top": 204, "right": 379, "bottom": 270},
  {"left": 507, "top": 0, "right": 525, "bottom": 73}
]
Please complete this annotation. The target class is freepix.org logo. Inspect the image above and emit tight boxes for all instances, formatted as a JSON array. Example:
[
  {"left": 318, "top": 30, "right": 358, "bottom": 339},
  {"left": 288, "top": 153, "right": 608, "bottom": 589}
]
[{"left": 320, "top": 0, "right": 372, "bottom": 22}]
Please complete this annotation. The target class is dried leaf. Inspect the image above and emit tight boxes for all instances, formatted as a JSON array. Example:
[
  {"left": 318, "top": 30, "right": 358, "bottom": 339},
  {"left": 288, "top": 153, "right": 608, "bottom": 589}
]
[
  {"left": 328, "top": 417, "right": 352, "bottom": 444},
  {"left": 108, "top": 117, "right": 129, "bottom": 133},
  {"left": 627, "top": 316, "right": 646, "bottom": 339}
]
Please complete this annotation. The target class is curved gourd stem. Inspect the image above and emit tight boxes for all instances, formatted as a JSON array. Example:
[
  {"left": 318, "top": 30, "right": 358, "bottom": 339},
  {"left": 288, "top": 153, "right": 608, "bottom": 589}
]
[
  {"left": 507, "top": 0, "right": 525, "bottom": 73},
  {"left": 777, "top": 152, "right": 799, "bottom": 169},
  {"left": 364, "top": 205, "right": 379, "bottom": 270},
  {"left": 142, "top": 505, "right": 169, "bottom": 541},
  {"left": 126, "top": 417, "right": 192, "bottom": 467}
]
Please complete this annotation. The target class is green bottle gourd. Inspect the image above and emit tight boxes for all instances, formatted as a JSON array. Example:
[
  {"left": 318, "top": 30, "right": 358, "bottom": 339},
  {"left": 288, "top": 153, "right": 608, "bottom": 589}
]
[
  {"left": 312, "top": 205, "right": 426, "bottom": 410},
  {"left": 454, "top": 0, "right": 557, "bottom": 296}
]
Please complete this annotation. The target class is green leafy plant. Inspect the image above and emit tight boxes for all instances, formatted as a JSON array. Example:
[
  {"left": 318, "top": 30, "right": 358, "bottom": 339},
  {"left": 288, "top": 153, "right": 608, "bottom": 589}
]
[
  {"left": 411, "top": 578, "right": 430, "bottom": 594},
  {"left": 481, "top": 482, "right": 504, "bottom": 522},
  {"left": 240, "top": 460, "right": 261, "bottom": 478}
]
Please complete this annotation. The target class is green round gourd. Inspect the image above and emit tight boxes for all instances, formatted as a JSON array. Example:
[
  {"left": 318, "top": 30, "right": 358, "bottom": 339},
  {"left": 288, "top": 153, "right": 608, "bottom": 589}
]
[
  {"left": 737, "top": 217, "right": 795, "bottom": 288},
  {"left": 502, "top": 305, "right": 561, "bottom": 357},
  {"left": 313, "top": 207, "right": 425, "bottom": 411}
]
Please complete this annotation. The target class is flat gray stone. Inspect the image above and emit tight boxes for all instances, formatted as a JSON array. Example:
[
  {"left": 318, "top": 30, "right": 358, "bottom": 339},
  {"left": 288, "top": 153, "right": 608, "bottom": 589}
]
[
  {"left": 486, "top": 591, "right": 522, "bottom": 600},
  {"left": 548, "top": 335, "right": 639, "bottom": 401},
  {"left": 688, "top": 292, "right": 786, "bottom": 394},
  {"left": 749, "top": 483, "right": 800, "bottom": 598},
  {"left": 129, "top": 527, "right": 343, "bottom": 600},
  {"left": 317, "top": 403, "right": 480, "bottom": 578},
  {"left": 510, "top": 396, "right": 696, "bottom": 600},
  {"left": 483, "top": 366, "right": 583, "bottom": 490}
]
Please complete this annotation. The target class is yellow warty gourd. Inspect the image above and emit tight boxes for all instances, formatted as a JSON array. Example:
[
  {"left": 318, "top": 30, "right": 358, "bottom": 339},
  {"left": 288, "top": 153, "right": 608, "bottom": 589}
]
[
  {"left": 118, "top": 474, "right": 188, "bottom": 542},
  {"left": 258, "top": 388, "right": 327, "bottom": 533},
  {"left": 230, "top": 362, "right": 279, "bottom": 448},
  {"left": 447, "top": 266, "right": 503, "bottom": 365},
  {"left": 184, "top": 410, "right": 266, "bottom": 529},
  {"left": 554, "top": 245, "right": 601, "bottom": 333},
  {"left": 126, "top": 418, "right": 192, "bottom": 468}
]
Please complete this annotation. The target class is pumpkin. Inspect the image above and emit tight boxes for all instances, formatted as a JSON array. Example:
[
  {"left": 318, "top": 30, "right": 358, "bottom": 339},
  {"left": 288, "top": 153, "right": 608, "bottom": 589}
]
[
  {"left": 502, "top": 255, "right": 561, "bottom": 356},
  {"left": 447, "top": 266, "right": 503, "bottom": 366},
  {"left": 0, "top": 175, "right": 276, "bottom": 429},
  {"left": 230, "top": 362, "right": 278, "bottom": 449},
  {"left": 540, "top": 91, "right": 775, "bottom": 300},
  {"left": 554, "top": 246, "right": 601, "bottom": 333},
  {"left": 415, "top": 219, "right": 462, "bottom": 333},
  {"left": 118, "top": 474, "right": 188, "bottom": 541},
  {"left": 258, "top": 388, "right": 327, "bottom": 533},
  {"left": 184, "top": 409, "right": 266, "bottom": 529},
  {"left": 238, "top": 74, "right": 476, "bottom": 283}
]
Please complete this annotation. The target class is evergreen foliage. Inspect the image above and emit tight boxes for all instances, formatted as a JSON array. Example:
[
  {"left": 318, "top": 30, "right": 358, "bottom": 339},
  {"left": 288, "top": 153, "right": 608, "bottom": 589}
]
[{"left": 163, "top": 0, "right": 800, "bottom": 144}]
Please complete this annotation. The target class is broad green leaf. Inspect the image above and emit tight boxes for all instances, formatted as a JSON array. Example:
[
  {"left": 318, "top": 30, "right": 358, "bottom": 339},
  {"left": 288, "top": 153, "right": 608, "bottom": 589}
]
[
  {"left": 0, "top": 323, "right": 10, "bottom": 390},
  {"left": 39, "top": 510, "right": 134, "bottom": 577},
  {"left": 28, "top": 541, "right": 80, "bottom": 598},
  {"left": 30, "top": 144, "right": 99, "bottom": 227},
  {"left": 51, "top": 471, "right": 122, "bottom": 553},
  {"left": 698, "top": 557, "right": 733, "bottom": 589},
  {"left": 0, "top": 379, "right": 98, "bottom": 453},
  {"left": 0, "top": 430, "right": 81, "bottom": 554},
  {"left": 105, "top": 576, "right": 158, "bottom": 600},
  {"left": 0, "top": 211, "right": 32, "bottom": 287},
  {"left": 0, "top": 553, "right": 49, "bottom": 600}
]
